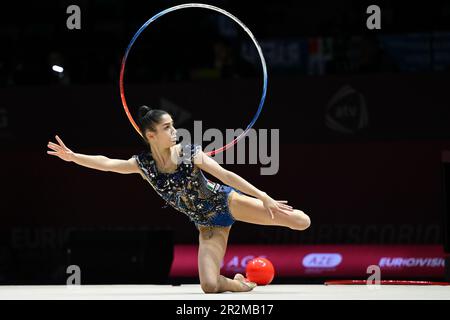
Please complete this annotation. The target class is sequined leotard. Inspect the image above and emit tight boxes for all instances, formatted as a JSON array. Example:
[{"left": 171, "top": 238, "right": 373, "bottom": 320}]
[{"left": 133, "top": 144, "right": 241, "bottom": 227}]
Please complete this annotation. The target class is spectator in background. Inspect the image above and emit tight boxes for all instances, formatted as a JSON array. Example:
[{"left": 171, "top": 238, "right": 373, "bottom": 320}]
[
  {"left": 190, "top": 37, "right": 255, "bottom": 80},
  {"left": 213, "top": 39, "right": 236, "bottom": 78},
  {"left": 212, "top": 38, "right": 255, "bottom": 79},
  {"left": 354, "top": 34, "right": 398, "bottom": 73}
]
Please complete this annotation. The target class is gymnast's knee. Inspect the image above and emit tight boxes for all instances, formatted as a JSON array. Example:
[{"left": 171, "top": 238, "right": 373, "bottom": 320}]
[
  {"left": 201, "top": 278, "right": 219, "bottom": 294},
  {"left": 290, "top": 210, "right": 311, "bottom": 231}
]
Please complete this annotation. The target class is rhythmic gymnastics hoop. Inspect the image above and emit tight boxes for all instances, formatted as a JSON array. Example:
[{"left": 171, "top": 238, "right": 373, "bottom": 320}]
[{"left": 119, "top": 3, "right": 267, "bottom": 156}]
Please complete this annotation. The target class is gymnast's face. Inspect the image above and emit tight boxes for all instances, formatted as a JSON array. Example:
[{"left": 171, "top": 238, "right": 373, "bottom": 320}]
[{"left": 147, "top": 114, "right": 177, "bottom": 148}]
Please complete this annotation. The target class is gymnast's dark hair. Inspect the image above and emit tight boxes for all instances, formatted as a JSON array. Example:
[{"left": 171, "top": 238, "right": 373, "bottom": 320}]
[{"left": 137, "top": 105, "right": 169, "bottom": 144}]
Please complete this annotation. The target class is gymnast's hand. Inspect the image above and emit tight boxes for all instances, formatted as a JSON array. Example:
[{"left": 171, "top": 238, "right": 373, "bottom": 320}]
[
  {"left": 47, "top": 135, "right": 75, "bottom": 162},
  {"left": 261, "top": 194, "right": 293, "bottom": 219}
]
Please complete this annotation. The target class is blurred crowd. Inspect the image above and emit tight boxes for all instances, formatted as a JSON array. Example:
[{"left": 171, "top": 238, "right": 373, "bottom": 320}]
[{"left": 1, "top": 0, "right": 450, "bottom": 87}]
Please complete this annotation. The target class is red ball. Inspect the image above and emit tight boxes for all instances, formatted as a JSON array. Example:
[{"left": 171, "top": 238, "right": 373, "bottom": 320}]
[{"left": 245, "top": 257, "right": 275, "bottom": 285}]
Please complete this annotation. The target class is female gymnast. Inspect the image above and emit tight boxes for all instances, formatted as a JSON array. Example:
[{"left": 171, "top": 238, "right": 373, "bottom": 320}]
[{"left": 46, "top": 106, "right": 311, "bottom": 293}]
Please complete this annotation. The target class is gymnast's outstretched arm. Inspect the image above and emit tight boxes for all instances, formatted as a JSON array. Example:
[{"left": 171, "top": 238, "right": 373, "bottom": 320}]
[{"left": 47, "top": 135, "right": 140, "bottom": 175}]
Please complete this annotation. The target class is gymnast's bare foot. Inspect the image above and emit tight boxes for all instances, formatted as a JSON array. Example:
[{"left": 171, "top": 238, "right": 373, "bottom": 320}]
[{"left": 234, "top": 273, "right": 257, "bottom": 292}]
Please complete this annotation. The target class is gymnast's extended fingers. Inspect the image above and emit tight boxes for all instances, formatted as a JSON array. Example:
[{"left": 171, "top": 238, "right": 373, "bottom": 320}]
[
  {"left": 276, "top": 207, "right": 292, "bottom": 216},
  {"left": 279, "top": 203, "right": 294, "bottom": 211},
  {"left": 267, "top": 208, "right": 274, "bottom": 219},
  {"left": 55, "top": 135, "right": 67, "bottom": 148},
  {"left": 47, "top": 142, "right": 61, "bottom": 151}
]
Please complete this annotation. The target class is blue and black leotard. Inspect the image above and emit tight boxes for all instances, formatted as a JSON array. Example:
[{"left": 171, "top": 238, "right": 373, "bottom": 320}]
[{"left": 133, "top": 144, "right": 241, "bottom": 227}]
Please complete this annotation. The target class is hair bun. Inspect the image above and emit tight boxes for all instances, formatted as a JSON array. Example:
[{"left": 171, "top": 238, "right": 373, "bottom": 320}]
[{"left": 138, "top": 105, "right": 152, "bottom": 119}]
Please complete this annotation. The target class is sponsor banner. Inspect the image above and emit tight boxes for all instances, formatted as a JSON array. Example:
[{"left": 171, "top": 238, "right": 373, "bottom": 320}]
[{"left": 169, "top": 245, "right": 446, "bottom": 278}]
